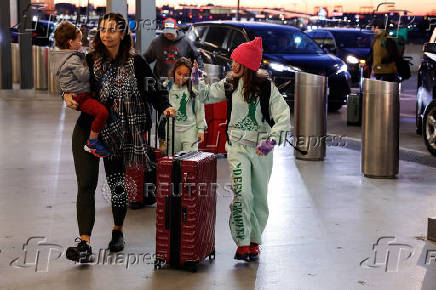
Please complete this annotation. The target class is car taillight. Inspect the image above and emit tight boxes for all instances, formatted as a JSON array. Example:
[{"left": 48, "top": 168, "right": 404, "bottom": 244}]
[{"left": 33, "top": 32, "right": 37, "bottom": 37}]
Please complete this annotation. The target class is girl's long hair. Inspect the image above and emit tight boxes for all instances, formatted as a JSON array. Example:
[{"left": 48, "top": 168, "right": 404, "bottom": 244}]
[
  {"left": 232, "top": 65, "right": 266, "bottom": 104},
  {"left": 168, "top": 57, "right": 196, "bottom": 98},
  {"left": 92, "top": 13, "right": 134, "bottom": 63},
  {"left": 168, "top": 57, "right": 193, "bottom": 80}
]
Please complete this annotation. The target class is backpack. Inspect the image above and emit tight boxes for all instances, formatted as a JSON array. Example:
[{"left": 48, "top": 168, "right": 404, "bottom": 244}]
[{"left": 224, "top": 78, "right": 275, "bottom": 145}]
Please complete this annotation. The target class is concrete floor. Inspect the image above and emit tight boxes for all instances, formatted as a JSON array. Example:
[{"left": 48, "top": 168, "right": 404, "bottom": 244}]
[{"left": 2, "top": 89, "right": 436, "bottom": 290}]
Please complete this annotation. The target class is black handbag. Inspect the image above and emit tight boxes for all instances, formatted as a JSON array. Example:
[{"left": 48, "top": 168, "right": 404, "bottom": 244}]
[{"left": 396, "top": 58, "right": 411, "bottom": 81}]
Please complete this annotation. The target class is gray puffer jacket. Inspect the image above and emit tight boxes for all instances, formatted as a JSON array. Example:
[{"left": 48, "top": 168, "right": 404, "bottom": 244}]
[{"left": 50, "top": 50, "right": 90, "bottom": 94}]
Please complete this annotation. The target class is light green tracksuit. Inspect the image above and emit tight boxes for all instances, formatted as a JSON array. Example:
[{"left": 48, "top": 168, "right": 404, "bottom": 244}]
[
  {"left": 194, "top": 78, "right": 291, "bottom": 246},
  {"left": 165, "top": 83, "right": 206, "bottom": 153}
]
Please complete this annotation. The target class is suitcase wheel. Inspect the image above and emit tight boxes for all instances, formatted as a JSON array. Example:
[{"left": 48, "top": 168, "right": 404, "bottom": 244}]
[
  {"left": 154, "top": 258, "right": 165, "bottom": 270},
  {"left": 184, "top": 261, "right": 198, "bottom": 273},
  {"left": 209, "top": 250, "right": 215, "bottom": 261},
  {"left": 128, "top": 202, "right": 144, "bottom": 209},
  {"left": 190, "top": 264, "right": 198, "bottom": 273}
]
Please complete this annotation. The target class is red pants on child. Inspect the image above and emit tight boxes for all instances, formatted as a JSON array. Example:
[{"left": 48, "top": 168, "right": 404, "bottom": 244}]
[{"left": 73, "top": 93, "right": 109, "bottom": 133}]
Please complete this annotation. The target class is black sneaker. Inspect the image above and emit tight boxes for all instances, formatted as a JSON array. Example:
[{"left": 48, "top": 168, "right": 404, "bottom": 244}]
[
  {"left": 66, "top": 238, "right": 94, "bottom": 263},
  {"left": 108, "top": 230, "right": 124, "bottom": 252}
]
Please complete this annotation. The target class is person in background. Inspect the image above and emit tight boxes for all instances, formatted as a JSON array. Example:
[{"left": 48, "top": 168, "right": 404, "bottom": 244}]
[
  {"left": 366, "top": 18, "right": 401, "bottom": 82},
  {"left": 144, "top": 17, "right": 204, "bottom": 78},
  {"left": 80, "top": 24, "right": 89, "bottom": 48}
]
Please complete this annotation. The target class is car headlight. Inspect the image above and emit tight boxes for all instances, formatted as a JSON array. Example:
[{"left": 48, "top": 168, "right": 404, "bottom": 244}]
[
  {"left": 269, "top": 62, "right": 294, "bottom": 72},
  {"left": 336, "top": 64, "right": 348, "bottom": 74},
  {"left": 263, "top": 60, "right": 300, "bottom": 72},
  {"left": 346, "top": 55, "right": 359, "bottom": 64}
]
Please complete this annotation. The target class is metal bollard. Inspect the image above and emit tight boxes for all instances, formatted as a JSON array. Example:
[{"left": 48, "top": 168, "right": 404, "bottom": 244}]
[
  {"left": 33, "top": 46, "right": 49, "bottom": 90},
  {"left": 11, "top": 43, "right": 20, "bottom": 83},
  {"left": 294, "top": 71, "right": 327, "bottom": 160},
  {"left": 361, "top": 78, "right": 400, "bottom": 179},
  {"left": 48, "top": 48, "right": 59, "bottom": 96}
]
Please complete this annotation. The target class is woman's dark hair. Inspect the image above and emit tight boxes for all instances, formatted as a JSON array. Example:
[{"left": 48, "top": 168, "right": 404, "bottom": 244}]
[
  {"left": 54, "top": 21, "right": 81, "bottom": 49},
  {"left": 92, "top": 13, "right": 134, "bottom": 63},
  {"left": 168, "top": 57, "right": 193, "bottom": 79}
]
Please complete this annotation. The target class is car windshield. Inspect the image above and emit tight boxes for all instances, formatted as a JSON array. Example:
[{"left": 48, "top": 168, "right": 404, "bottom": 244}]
[
  {"left": 330, "top": 31, "right": 374, "bottom": 49},
  {"left": 246, "top": 27, "right": 324, "bottom": 54}
]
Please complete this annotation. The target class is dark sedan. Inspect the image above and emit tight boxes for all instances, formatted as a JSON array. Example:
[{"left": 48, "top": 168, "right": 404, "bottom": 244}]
[
  {"left": 416, "top": 43, "right": 436, "bottom": 155},
  {"left": 306, "top": 28, "right": 374, "bottom": 86},
  {"left": 188, "top": 21, "right": 351, "bottom": 111}
]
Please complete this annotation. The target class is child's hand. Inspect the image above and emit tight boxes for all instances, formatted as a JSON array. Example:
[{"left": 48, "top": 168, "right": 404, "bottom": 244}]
[
  {"left": 164, "top": 107, "right": 176, "bottom": 117},
  {"left": 63, "top": 93, "right": 79, "bottom": 110},
  {"left": 191, "top": 60, "right": 204, "bottom": 85},
  {"left": 256, "top": 139, "right": 276, "bottom": 156},
  {"left": 198, "top": 132, "right": 205, "bottom": 144}
]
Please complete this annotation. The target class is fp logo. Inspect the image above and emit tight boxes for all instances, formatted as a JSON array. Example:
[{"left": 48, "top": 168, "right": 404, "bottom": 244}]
[
  {"left": 360, "top": 237, "right": 414, "bottom": 272},
  {"left": 9, "top": 237, "right": 64, "bottom": 272}
]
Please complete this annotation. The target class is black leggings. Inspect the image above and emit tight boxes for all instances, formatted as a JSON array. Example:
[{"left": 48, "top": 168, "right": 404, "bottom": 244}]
[
  {"left": 72, "top": 123, "right": 128, "bottom": 235},
  {"left": 103, "top": 156, "right": 128, "bottom": 227}
]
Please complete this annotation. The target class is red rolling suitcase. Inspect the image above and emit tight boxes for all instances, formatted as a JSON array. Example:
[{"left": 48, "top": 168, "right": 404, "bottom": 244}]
[
  {"left": 198, "top": 101, "right": 227, "bottom": 154},
  {"left": 126, "top": 112, "right": 162, "bottom": 208},
  {"left": 155, "top": 117, "right": 217, "bottom": 272}
]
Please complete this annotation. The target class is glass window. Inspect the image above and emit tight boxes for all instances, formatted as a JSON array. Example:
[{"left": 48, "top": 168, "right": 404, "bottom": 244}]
[
  {"left": 247, "top": 27, "right": 324, "bottom": 54},
  {"left": 228, "top": 30, "right": 247, "bottom": 50},
  {"left": 330, "top": 31, "right": 374, "bottom": 49},
  {"left": 203, "top": 26, "right": 228, "bottom": 48},
  {"left": 188, "top": 25, "right": 207, "bottom": 43}
]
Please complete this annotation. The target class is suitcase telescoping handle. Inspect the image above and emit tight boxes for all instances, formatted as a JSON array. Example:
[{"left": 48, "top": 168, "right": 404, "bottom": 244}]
[
  {"left": 145, "top": 109, "right": 159, "bottom": 147},
  {"left": 166, "top": 115, "right": 176, "bottom": 156}
]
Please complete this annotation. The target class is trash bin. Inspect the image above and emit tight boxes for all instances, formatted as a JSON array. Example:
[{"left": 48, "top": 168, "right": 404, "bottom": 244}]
[
  {"left": 294, "top": 71, "right": 327, "bottom": 161},
  {"left": 33, "top": 46, "right": 49, "bottom": 90},
  {"left": 11, "top": 43, "right": 20, "bottom": 83},
  {"left": 361, "top": 78, "right": 400, "bottom": 178},
  {"left": 48, "top": 48, "right": 59, "bottom": 96}
]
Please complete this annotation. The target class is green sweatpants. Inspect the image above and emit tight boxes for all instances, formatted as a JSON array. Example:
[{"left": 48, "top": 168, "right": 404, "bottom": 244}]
[
  {"left": 167, "top": 127, "right": 199, "bottom": 153},
  {"left": 226, "top": 142, "right": 273, "bottom": 246}
]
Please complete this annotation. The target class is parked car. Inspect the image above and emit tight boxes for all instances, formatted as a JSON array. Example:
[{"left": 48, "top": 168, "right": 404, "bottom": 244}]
[
  {"left": 188, "top": 21, "right": 351, "bottom": 111},
  {"left": 11, "top": 20, "right": 55, "bottom": 47},
  {"left": 306, "top": 28, "right": 374, "bottom": 86},
  {"left": 416, "top": 43, "right": 436, "bottom": 155}
]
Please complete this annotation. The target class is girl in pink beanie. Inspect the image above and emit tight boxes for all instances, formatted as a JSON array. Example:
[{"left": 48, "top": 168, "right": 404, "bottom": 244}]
[{"left": 193, "top": 37, "right": 291, "bottom": 261}]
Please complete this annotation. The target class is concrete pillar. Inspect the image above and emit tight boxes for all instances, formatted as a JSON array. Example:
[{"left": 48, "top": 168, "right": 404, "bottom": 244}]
[
  {"left": 135, "top": 0, "right": 156, "bottom": 54},
  {"left": 0, "top": 0, "right": 13, "bottom": 89},
  {"left": 17, "top": 0, "right": 33, "bottom": 89},
  {"left": 106, "top": 0, "right": 127, "bottom": 19}
]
